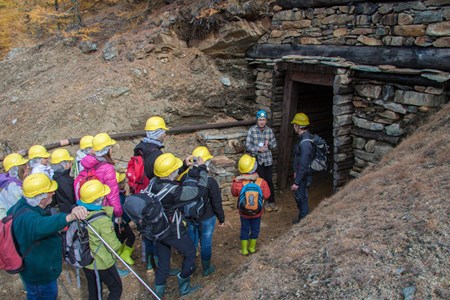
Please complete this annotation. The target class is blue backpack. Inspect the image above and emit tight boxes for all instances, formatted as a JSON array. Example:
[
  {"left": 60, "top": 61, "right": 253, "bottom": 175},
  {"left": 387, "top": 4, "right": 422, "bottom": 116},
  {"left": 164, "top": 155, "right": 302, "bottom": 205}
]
[{"left": 237, "top": 178, "right": 264, "bottom": 217}]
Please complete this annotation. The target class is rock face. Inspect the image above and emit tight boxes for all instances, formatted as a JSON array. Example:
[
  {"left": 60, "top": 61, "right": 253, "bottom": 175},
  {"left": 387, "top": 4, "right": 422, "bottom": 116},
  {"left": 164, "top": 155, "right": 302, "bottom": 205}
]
[{"left": 189, "top": 19, "right": 271, "bottom": 58}]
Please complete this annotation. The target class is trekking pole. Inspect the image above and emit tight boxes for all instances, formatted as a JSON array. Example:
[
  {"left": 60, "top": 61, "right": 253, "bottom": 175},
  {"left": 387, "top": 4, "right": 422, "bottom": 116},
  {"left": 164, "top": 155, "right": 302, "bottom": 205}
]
[{"left": 82, "top": 221, "right": 161, "bottom": 300}]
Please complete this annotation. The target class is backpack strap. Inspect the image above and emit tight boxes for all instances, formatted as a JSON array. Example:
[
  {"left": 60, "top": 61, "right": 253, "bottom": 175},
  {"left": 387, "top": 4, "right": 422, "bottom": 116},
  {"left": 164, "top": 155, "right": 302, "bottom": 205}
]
[
  {"left": 11, "top": 207, "right": 39, "bottom": 259},
  {"left": 86, "top": 211, "right": 108, "bottom": 223}
]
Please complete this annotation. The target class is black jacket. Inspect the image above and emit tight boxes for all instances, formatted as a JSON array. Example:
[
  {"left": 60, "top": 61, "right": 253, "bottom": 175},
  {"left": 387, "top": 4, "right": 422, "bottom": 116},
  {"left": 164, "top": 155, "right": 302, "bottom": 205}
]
[
  {"left": 293, "top": 131, "right": 314, "bottom": 185},
  {"left": 52, "top": 169, "right": 76, "bottom": 213},
  {"left": 133, "top": 141, "right": 164, "bottom": 181}
]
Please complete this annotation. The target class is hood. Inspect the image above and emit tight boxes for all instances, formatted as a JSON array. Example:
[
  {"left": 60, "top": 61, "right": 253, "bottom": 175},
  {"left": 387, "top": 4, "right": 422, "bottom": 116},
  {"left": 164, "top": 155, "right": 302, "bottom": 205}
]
[
  {"left": 80, "top": 154, "right": 100, "bottom": 169},
  {"left": 235, "top": 173, "right": 259, "bottom": 182},
  {"left": 76, "top": 149, "right": 87, "bottom": 161}
]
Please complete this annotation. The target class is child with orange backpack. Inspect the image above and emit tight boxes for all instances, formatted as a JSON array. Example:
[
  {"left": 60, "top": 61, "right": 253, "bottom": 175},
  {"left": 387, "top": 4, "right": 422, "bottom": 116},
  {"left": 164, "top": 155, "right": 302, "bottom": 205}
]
[{"left": 231, "top": 154, "right": 270, "bottom": 255}]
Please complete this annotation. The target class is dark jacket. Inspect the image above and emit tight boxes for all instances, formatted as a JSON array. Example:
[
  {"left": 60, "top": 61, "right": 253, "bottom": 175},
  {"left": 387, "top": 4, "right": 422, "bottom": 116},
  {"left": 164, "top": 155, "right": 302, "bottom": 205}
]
[
  {"left": 52, "top": 169, "right": 75, "bottom": 213},
  {"left": 9, "top": 198, "right": 69, "bottom": 284},
  {"left": 293, "top": 131, "right": 314, "bottom": 185},
  {"left": 133, "top": 141, "right": 163, "bottom": 181}
]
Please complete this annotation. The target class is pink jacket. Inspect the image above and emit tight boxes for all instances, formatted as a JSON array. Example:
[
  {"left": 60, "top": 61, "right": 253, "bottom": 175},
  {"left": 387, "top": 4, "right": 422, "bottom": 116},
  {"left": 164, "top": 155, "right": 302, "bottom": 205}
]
[{"left": 79, "top": 155, "right": 122, "bottom": 217}]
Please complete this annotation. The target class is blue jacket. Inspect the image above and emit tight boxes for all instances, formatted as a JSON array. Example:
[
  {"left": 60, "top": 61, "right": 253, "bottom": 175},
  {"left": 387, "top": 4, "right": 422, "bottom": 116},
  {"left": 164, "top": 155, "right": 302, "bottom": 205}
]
[
  {"left": 9, "top": 198, "right": 69, "bottom": 284},
  {"left": 293, "top": 131, "right": 314, "bottom": 184}
]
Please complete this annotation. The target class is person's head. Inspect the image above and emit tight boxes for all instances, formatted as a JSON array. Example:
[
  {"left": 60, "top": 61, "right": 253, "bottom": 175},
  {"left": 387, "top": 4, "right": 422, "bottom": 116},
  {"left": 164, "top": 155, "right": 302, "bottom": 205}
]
[
  {"left": 145, "top": 116, "right": 169, "bottom": 142},
  {"left": 256, "top": 109, "right": 268, "bottom": 129},
  {"left": 291, "top": 113, "right": 310, "bottom": 134},
  {"left": 154, "top": 153, "right": 183, "bottom": 181},
  {"left": 192, "top": 146, "right": 213, "bottom": 166},
  {"left": 79, "top": 135, "right": 94, "bottom": 154},
  {"left": 92, "top": 133, "right": 116, "bottom": 163},
  {"left": 28, "top": 145, "right": 51, "bottom": 166},
  {"left": 238, "top": 154, "right": 257, "bottom": 174},
  {"left": 22, "top": 173, "right": 58, "bottom": 208},
  {"left": 3, "top": 153, "right": 29, "bottom": 180},
  {"left": 79, "top": 179, "right": 111, "bottom": 208},
  {"left": 116, "top": 171, "right": 126, "bottom": 191},
  {"left": 50, "top": 148, "right": 74, "bottom": 171}
]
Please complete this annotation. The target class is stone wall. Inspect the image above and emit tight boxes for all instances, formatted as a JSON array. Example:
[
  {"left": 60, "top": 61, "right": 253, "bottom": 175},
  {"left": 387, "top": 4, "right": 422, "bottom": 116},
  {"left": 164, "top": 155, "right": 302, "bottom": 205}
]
[{"left": 265, "top": 1, "right": 450, "bottom": 48}]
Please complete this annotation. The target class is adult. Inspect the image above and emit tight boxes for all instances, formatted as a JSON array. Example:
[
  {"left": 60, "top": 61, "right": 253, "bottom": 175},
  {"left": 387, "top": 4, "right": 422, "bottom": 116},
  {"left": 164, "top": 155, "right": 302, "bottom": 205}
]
[
  {"left": 290, "top": 113, "right": 314, "bottom": 224},
  {"left": 245, "top": 109, "right": 277, "bottom": 212},
  {"left": 184, "top": 146, "right": 225, "bottom": 277},
  {"left": 77, "top": 133, "right": 122, "bottom": 220},
  {"left": 50, "top": 149, "right": 75, "bottom": 213},
  {"left": 9, "top": 173, "right": 88, "bottom": 300},
  {"left": 126, "top": 153, "right": 207, "bottom": 298},
  {"left": 0, "top": 153, "right": 29, "bottom": 218},
  {"left": 28, "top": 145, "right": 53, "bottom": 178},
  {"left": 73, "top": 135, "right": 94, "bottom": 177}
]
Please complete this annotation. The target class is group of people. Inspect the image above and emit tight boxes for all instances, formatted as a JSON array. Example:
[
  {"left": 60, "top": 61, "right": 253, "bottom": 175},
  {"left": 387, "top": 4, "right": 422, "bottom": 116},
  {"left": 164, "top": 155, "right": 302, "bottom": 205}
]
[{"left": 0, "top": 110, "right": 316, "bottom": 299}]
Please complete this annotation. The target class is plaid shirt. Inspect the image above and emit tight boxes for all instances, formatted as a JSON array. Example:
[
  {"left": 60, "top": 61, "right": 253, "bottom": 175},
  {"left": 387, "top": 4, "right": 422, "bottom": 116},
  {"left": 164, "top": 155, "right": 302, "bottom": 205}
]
[{"left": 246, "top": 124, "right": 277, "bottom": 166}]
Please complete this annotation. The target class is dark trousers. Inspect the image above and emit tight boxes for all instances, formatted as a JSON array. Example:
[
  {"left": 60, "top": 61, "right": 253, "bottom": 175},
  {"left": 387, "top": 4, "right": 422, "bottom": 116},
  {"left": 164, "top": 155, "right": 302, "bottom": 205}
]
[
  {"left": 294, "top": 176, "right": 313, "bottom": 219},
  {"left": 83, "top": 266, "right": 122, "bottom": 300},
  {"left": 155, "top": 233, "right": 196, "bottom": 285},
  {"left": 114, "top": 223, "right": 136, "bottom": 248},
  {"left": 257, "top": 163, "right": 275, "bottom": 203},
  {"left": 240, "top": 216, "right": 261, "bottom": 240}
]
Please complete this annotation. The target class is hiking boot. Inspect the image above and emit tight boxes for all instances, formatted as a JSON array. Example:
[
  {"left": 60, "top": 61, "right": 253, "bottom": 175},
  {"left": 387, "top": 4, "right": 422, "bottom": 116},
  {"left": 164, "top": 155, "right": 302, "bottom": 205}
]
[
  {"left": 269, "top": 203, "right": 278, "bottom": 212},
  {"left": 264, "top": 203, "right": 273, "bottom": 212},
  {"left": 292, "top": 217, "right": 301, "bottom": 224}
]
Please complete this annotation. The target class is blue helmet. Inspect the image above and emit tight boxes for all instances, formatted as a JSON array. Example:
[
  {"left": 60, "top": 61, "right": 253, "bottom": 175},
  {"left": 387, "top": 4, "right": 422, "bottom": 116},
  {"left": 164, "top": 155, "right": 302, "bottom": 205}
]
[{"left": 256, "top": 109, "right": 268, "bottom": 119}]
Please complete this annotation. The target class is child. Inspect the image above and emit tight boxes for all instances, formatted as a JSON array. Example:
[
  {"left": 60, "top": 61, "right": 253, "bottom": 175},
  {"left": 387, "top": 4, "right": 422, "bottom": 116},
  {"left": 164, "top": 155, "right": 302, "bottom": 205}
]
[
  {"left": 78, "top": 179, "right": 122, "bottom": 300},
  {"left": 231, "top": 154, "right": 270, "bottom": 255},
  {"left": 115, "top": 172, "right": 136, "bottom": 265}
]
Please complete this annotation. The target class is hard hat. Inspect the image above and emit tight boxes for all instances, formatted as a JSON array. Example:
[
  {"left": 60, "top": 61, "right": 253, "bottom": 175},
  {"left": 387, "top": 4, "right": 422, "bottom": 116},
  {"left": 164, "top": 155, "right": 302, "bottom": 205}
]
[
  {"left": 28, "top": 145, "right": 51, "bottom": 159},
  {"left": 50, "top": 149, "right": 74, "bottom": 164},
  {"left": 116, "top": 172, "right": 126, "bottom": 183},
  {"left": 192, "top": 146, "right": 213, "bottom": 162},
  {"left": 154, "top": 153, "right": 183, "bottom": 178},
  {"left": 145, "top": 116, "right": 169, "bottom": 131},
  {"left": 92, "top": 133, "right": 116, "bottom": 152},
  {"left": 3, "top": 153, "right": 29, "bottom": 172},
  {"left": 256, "top": 109, "right": 268, "bottom": 119},
  {"left": 80, "top": 179, "right": 111, "bottom": 204},
  {"left": 238, "top": 154, "right": 256, "bottom": 174},
  {"left": 80, "top": 135, "right": 94, "bottom": 150},
  {"left": 23, "top": 173, "right": 58, "bottom": 198},
  {"left": 291, "top": 113, "right": 310, "bottom": 127}
]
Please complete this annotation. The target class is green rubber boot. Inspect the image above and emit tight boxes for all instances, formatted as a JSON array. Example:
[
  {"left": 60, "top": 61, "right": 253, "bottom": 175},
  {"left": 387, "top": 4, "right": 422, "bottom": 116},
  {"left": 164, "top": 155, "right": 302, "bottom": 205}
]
[
  {"left": 177, "top": 273, "right": 201, "bottom": 296},
  {"left": 120, "top": 245, "right": 135, "bottom": 265},
  {"left": 201, "top": 260, "right": 216, "bottom": 277},
  {"left": 248, "top": 239, "right": 257, "bottom": 254},
  {"left": 240, "top": 240, "right": 249, "bottom": 256}
]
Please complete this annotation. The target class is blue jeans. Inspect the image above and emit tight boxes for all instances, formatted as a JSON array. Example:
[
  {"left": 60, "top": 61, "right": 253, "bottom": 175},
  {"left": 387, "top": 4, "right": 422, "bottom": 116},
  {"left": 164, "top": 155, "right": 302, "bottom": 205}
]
[
  {"left": 187, "top": 216, "right": 216, "bottom": 261},
  {"left": 25, "top": 280, "right": 58, "bottom": 300},
  {"left": 240, "top": 216, "right": 261, "bottom": 240},
  {"left": 294, "top": 175, "right": 313, "bottom": 219}
]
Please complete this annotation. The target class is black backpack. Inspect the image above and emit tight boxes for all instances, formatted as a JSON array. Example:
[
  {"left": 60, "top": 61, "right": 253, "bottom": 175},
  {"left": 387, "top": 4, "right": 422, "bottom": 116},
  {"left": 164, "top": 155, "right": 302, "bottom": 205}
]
[
  {"left": 180, "top": 176, "right": 206, "bottom": 222},
  {"left": 62, "top": 211, "right": 107, "bottom": 268},
  {"left": 301, "top": 134, "right": 330, "bottom": 172}
]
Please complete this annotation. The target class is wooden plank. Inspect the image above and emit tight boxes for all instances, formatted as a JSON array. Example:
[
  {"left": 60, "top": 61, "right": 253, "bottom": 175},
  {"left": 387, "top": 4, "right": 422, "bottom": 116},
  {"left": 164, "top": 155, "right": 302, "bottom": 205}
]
[
  {"left": 291, "top": 72, "right": 335, "bottom": 86},
  {"left": 277, "top": 0, "right": 368, "bottom": 9}
]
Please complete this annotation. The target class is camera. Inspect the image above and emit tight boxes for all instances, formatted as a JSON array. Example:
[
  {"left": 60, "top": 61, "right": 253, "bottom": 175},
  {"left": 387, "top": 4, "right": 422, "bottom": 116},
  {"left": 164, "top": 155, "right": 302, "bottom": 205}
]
[{"left": 191, "top": 157, "right": 198, "bottom": 165}]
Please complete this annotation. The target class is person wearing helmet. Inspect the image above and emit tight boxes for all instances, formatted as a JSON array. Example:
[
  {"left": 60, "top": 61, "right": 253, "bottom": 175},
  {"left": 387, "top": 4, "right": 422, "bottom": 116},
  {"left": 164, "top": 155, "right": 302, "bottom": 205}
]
[
  {"left": 231, "top": 154, "right": 270, "bottom": 256},
  {"left": 290, "top": 113, "right": 314, "bottom": 224},
  {"left": 8, "top": 173, "right": 88, "bottom": 299},
  {"left": 77, "top": 179, "right": 123, "bottom": 300},
  {"left": 0, "top": 153, "right": 29, "bottom": 218},
  {"left": 78, "top": 133, "right": 122, "bottom": 223},
  {"left": 127, "top": 152, "right": 208, "bottom": 298},
  {"left": 50, "top": 148, "right": 76, "bottom": 213},
  {"left": 73, "top": 135, "right": 94, "bottom": 177},
  {"left": 180, "top": 146, "right": 225, "bottom": 277},
  {"left": 28, "top": 145, "right": 54, "bottom": 178},
  {"left": 245, "top": 109, "right": 277, "bottom": 212}
]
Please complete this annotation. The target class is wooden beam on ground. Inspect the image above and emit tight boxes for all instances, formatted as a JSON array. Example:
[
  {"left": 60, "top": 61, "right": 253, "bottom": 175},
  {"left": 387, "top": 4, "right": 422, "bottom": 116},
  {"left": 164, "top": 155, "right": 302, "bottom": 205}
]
[
  {"left": 247, "top": 44, "right": 450, "bottom": 72},
  {"left": 277, "top": 0, "right": 401, "bottom": 9}
]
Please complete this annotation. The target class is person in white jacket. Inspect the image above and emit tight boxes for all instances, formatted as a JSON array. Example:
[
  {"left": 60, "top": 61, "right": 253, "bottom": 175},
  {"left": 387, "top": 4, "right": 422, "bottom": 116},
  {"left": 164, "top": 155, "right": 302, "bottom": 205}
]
[{"left": 28, "top": 145, "right": 53, "bottom": 178}]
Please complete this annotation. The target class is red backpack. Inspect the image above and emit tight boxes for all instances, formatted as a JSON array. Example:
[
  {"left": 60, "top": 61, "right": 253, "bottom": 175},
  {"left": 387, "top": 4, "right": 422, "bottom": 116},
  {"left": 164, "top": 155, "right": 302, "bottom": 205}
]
[
  {"left": 126, "top": 155, "right": 150, "bottom": 194},
  {"left": 0, "top": 208, "right": 34, "bottom": 274},
  {"left": 74, "top": 161, "right": 108, "bottom": 201}
]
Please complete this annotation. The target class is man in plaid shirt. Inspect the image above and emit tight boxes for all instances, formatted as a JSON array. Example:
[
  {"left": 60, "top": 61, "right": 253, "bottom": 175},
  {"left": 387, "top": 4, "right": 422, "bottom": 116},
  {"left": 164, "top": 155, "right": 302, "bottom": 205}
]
[{"left": 245, "top": 109, "right": 278, "bottom": 211}]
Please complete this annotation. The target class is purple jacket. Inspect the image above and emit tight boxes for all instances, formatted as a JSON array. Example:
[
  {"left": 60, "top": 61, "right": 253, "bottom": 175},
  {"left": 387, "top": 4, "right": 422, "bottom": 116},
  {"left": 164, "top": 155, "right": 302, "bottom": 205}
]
[{"left": 80, "top": 155, "right": 122, "bottom": 217}]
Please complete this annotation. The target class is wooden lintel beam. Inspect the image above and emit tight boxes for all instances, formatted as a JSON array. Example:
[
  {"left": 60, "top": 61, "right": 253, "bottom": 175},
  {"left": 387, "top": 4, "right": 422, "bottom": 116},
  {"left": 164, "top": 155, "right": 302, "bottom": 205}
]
[
  {"left": 277, "top": 0, "right": 397, "bottom": 9},
  {"left": 291, "top": 72, "right": 335, "bottom": 86}
]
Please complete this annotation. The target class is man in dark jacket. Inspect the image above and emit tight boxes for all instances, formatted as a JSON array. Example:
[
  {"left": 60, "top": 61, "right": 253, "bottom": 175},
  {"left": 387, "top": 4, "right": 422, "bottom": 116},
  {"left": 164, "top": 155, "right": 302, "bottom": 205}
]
[
  {"left": 50, "top": 149, "right": 76, "bottom": 213},
  {"left": 290, "top": 113, "right": 314, "bottom": 224},
  {"left": 9, "top": 173, "right": 88, "bottom": 299}
]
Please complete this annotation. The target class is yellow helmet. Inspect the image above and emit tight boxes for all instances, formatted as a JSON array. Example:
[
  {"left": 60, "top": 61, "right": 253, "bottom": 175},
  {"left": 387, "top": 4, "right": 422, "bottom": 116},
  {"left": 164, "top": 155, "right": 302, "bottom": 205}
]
[
  {"left": 80, "top": 179, "right": 111, "bottom": 204},
  {"left": 238, "top": 154, "right": 256, "bottom": 174},
  {"left": 23, "top": 173, "right": 58, "bottom": 198},
  {"left": 50, "top": 149, "right": 74, "bottom": 164},
  {"left": 192, "top": 146, "right": 213, "bottom": 162},
  {"left": 3, "top": 153, "right": 29, "bottom": 172},
  {"left": 154, "top": 153, "right": 183, "bottom": 178},
  {"left": 28, "top": 145, "right": 51, "bottom": 159},
  {"left": 92, "top": 133, "right": 116, "bottom": 152},
  {"left": 80, "top": 135, "right": 94, "bottom": 150},
  {"left": 145, "top": 116, "right": 169, "bottom": 131},
  {"left": 291, "top": 113, "right": 310, "bottom": 127},
  {"left": 116, "top": 172, "right": 126, "bottom": 183}
]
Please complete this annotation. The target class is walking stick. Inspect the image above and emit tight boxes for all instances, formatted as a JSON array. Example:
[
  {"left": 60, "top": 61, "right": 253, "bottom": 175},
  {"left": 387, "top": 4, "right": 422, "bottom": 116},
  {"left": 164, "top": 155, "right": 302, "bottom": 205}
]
[{"left": 82, "top": 221, "right": 161, "bottom": 300}]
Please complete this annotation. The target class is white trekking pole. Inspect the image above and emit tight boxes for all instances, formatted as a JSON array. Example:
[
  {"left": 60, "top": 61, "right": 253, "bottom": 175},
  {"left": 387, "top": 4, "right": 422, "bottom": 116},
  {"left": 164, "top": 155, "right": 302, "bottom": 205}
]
[{"left": 83, "top": 221, "right": 161, "bottom": 300}]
